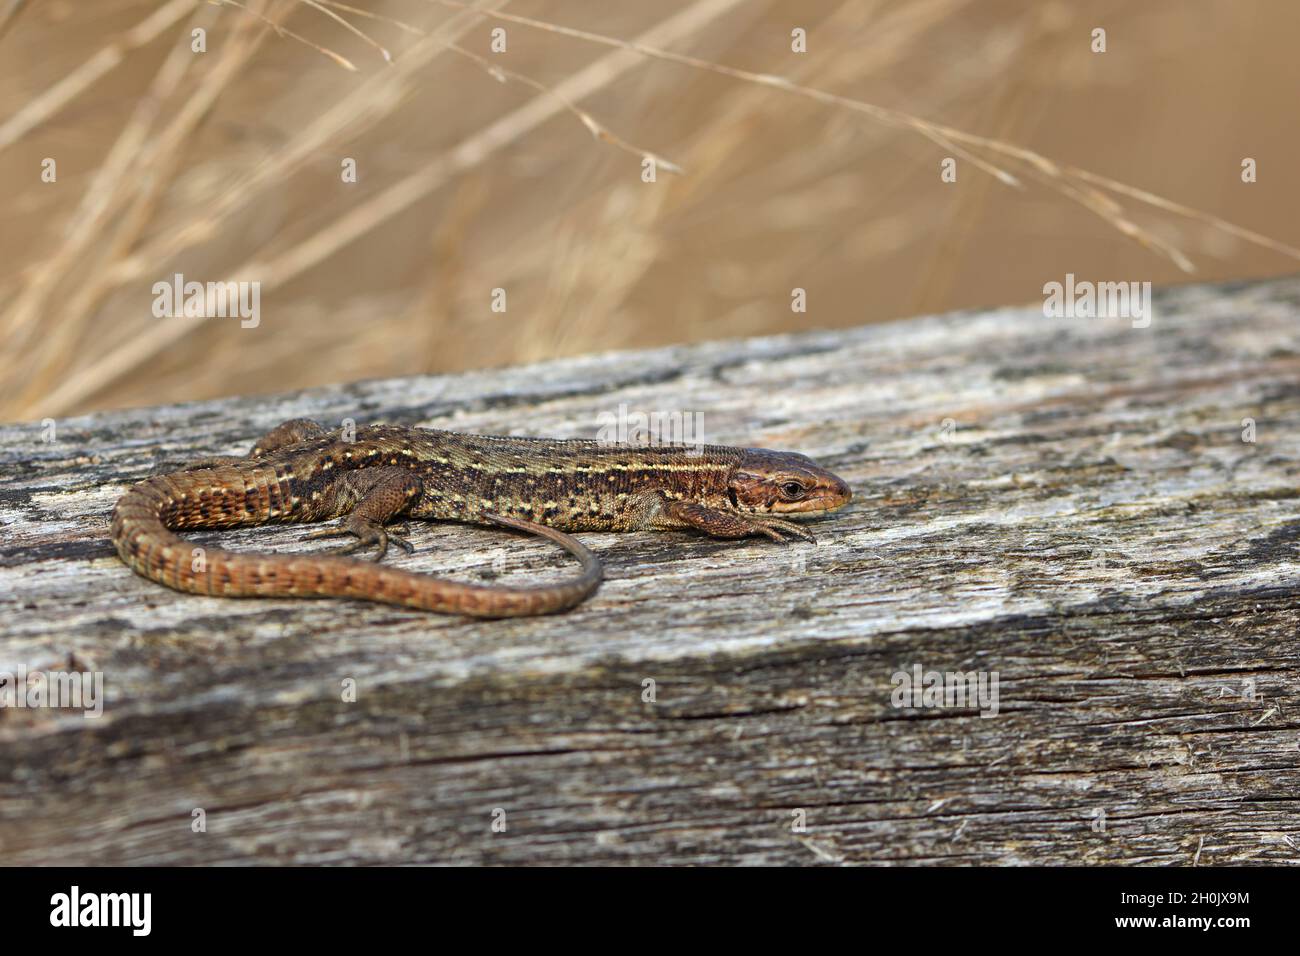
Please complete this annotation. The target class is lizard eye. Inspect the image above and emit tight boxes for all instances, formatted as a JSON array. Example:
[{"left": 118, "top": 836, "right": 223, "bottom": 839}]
[{"left": 780, "top": 481, "right": 806, "bottom": 499}]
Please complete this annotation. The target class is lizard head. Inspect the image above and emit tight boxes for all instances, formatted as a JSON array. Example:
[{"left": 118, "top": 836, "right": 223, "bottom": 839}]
[{"left": 727, "top": 449, "right": 852, "bottom": 515}]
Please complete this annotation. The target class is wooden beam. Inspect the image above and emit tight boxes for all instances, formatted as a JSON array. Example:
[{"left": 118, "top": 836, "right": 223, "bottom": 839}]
[{"left": 2, "top": 276, "right": 1299, "bottom": 863}]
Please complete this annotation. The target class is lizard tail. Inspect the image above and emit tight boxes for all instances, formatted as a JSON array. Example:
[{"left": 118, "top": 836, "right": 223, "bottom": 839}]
[{"left": 110, "top": 473, "right": 603, "bottom": 617}]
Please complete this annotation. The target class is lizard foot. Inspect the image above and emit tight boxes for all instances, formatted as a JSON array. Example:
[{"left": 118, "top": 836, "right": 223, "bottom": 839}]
[
  {"left": 655, "top": 498, "right": 818, "bottom": 543},
  {"left": 743, "top": 516, "right": 817, "bottom": 544},
  {"left": 303, "top": 520, "right": 415, "bottom": 561}
]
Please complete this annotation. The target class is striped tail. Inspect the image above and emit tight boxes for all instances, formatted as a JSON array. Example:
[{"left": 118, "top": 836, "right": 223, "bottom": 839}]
[{"left": 110, "top": 472, "right": 602, "bottom": 618}]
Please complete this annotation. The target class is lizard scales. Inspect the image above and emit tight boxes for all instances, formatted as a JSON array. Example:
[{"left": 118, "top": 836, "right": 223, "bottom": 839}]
[{"left": 111, "top": 420, "right": 852, "bottom": 618}]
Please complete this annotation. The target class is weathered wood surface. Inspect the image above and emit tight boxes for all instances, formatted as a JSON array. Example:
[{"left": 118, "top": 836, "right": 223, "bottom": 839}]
[{"left": 3, "top": 276, "right": 1300, "bottom": 865}]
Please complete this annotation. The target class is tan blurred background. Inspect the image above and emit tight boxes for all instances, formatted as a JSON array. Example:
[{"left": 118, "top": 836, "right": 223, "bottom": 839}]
[{"left": 1, "top": 0, "right": 1297, "bottom": 420}]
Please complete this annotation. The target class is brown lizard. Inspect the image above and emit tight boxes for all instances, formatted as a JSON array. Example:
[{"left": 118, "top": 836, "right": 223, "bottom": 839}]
[{"left": 110, "top": 419, "right": 852, "bottom": 618}]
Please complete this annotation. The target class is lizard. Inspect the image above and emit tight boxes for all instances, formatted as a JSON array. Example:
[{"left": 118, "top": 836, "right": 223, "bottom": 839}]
[{"left": 110, "top": 419, "right": 853, "bottom": 618}]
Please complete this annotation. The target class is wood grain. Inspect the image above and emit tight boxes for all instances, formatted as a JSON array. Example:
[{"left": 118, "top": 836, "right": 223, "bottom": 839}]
[{"left": 3, "top": 276, "right": 1300, "bottom": 864}]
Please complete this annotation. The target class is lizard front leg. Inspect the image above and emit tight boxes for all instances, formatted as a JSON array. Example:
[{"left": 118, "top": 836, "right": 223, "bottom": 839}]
[
  {"left": 630, "top": 492, "right": 816, "bottom": 543},
  {"left": 303, "top": 467, "right": 423, "bottom": 560}
]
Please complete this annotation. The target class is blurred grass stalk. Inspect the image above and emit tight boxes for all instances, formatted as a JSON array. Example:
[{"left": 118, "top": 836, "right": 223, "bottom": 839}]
[{"left": 1, "top": 0, "right": 1297, "bottom": 420}]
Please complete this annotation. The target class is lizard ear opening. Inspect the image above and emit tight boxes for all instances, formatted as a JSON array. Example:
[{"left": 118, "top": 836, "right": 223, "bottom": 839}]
[{"left": 727, "top": 488, "right": 739, "bottom": 509}]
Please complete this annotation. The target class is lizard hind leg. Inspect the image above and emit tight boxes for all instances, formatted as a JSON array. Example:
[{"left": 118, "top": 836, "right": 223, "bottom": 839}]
[
  {"left": 302, "top": 467, "right": 423, "bottom": 562},
  {"left": 151, "top": 419, "right": 329, "bottom": 475},
  {"left": 250, "top": 418, "right": 329, "bottom": 457},
  {"left": 151, "top": 454, "right": 247, "bottom": 476}
]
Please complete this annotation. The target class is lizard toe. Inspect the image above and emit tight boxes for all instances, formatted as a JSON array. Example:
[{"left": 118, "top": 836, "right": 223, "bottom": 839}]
[
  {"left": 755, "top": 518, "right": 816, "bottom": 544},
  {"left": 328, "top": 534, "right": 371, "bottom": 557},
  {"left": 303, "top": 525, "right": 350, "bottom": 542},
  {"left": 330, "top": 536, "right": 384, "bottom": 560},
  {"left": 387, "top": 532, "right": 415, "bottom": 554}
]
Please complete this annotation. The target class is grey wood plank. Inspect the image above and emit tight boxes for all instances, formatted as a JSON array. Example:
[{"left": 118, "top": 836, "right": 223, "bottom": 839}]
[{"left": 2, "top": 276, "right": 1299, "bottom": 864}]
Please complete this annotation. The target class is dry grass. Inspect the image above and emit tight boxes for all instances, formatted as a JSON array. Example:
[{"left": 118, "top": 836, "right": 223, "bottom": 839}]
[{"left": 2, "top": 0, "right": 1298, "bottom": 419}]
